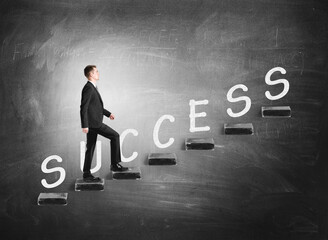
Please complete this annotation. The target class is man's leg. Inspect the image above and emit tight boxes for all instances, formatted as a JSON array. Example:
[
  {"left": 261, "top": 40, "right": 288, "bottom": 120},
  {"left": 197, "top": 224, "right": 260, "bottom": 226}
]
[
  {"left": 83, "top": 128, "right": 98, "bottom": 175},
  {"left": 96, "top": 123, "right": 122, "bottom": 165}
]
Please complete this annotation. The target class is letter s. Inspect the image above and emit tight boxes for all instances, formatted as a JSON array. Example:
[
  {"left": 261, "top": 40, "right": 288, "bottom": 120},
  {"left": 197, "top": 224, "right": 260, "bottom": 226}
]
[
  {"left": 227, "top": 84, "right": 251, "bottom": 118},
  {"left": 41, "top": 155, "right": 66, "bottom": 189},
  {"left": 265, "top": 67, "right": 289, "bottom": 100}
]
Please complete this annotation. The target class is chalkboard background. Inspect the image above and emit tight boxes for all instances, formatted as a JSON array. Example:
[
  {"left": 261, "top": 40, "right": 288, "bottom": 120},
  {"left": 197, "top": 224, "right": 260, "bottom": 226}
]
[{"left": 1, "top": 0, "right": 328, "bottom": 239}]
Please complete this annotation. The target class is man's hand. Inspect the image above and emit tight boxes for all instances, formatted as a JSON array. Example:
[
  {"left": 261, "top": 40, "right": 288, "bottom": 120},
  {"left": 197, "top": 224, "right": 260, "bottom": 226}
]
[
  {"left": 109, "top": 114, "right": 115, "bottom": 120},
  {"left": 82, "top": 128, "right": 89, "bottom": 134}
]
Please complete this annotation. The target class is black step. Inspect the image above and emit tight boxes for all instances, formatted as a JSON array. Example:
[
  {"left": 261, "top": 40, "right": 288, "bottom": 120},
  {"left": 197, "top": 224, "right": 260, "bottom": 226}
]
[
  {"left": 224, "top": 123, "right": 254, "bottom": 135},
  {"left": 262, "top": 106, "right": 291, "bottom": 117},
  {"left": 37, "top": 193, "right": 68, "bottom": 206},
  {"left": 148, "top": 153, "right": 177, "bottom": 165},
  {"left": 112, "top": 167, "right": 141, "bottom": 180},
  {"left": 185, "top": 138, "right": 215, "bottom": 150},
  {"left": 75, "top": 178, "right": 105, "bottom": 191}
]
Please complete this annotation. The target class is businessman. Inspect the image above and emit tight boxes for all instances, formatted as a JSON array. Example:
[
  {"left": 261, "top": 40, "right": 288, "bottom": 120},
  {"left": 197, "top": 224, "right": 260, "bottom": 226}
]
[{"left": 80, "top": 65, "right": 128, "bottom": 182}]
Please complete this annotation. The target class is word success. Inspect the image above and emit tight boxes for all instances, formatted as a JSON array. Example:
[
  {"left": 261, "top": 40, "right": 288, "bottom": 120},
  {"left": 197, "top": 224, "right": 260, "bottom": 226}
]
[{"left": 41, "top": 66, "right": 289, "bottom": 188}]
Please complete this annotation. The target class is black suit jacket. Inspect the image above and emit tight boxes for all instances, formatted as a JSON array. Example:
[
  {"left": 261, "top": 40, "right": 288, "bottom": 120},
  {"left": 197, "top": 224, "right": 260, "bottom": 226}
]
[{"left": 80, "top": 81, "right": 111, "bottom": 128}]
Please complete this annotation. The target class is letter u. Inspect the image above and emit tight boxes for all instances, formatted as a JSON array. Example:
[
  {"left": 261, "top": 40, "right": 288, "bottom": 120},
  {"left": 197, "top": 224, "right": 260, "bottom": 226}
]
[{"left": 80, "top": 141, "right": 102, "bottom": 173}]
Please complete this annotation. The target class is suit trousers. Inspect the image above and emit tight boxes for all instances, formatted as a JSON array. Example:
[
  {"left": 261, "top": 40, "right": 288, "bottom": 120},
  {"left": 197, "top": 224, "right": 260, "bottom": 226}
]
[{"left": 83, "top": 123, "right": 121, "bottom": 174}]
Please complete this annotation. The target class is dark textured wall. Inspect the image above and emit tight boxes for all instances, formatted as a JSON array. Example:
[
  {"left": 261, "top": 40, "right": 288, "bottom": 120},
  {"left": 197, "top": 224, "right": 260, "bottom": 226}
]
[{"left": 1, "top": 0, "right": 328, "bottom": 239}]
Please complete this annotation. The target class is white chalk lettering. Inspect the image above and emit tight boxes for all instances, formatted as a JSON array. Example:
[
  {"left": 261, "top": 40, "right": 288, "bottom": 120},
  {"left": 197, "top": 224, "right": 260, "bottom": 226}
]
[
  {"left": 120, "top": 129, "right": 139, "bottom": 162},
  {"left": 153, "top": 115, "right": 175, "bottom": 148},
  {"left": 39, "top": 67, "right": 293, "bottom": 190},
  {"left": 227, "top": 84, "right": 251, "bottom": 118},
  {"left": 189, "top": 99, "right": 210, "bottom": 132},
  {"left": 41, "top": 155, "right": 66, "bottom": 189},
  {"left": 80, "top": 141, "right": 102, "bottom": 173},
  {"left": 265, "top": 67, "right": 289, "bottom": 100}
]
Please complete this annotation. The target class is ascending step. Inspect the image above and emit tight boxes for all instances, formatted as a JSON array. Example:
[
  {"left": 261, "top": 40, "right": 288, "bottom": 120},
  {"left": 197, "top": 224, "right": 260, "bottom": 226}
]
[
  {"left": 37, "top": 193, "right": 68, "bottom": 206},
  {"left": 112, "top": 167, "right": 141, "bottom": 180},
  {"left": 148, "top": 153, "right": 177, "bottom": 165},
  {"left": 224, "top": 123, "right": 254, "bottom": 135},
  {"left": 262, "top": 106, "right": 291, "bottom": 118},
  {"left": 185, "top": 138, "right": 215, "bottom": 150},
  {"left": 75, "top": 179, "right": 105, "bottom": 191}
]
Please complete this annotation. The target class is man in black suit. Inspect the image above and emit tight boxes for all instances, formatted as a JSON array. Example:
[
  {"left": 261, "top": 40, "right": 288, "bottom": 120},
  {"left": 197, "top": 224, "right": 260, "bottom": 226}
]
[{"left": 80, "top": 65, "right": 128, "bottom": 182}]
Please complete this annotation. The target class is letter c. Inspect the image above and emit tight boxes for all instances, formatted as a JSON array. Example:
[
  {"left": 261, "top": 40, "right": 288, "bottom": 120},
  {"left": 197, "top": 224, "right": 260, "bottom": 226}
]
[
  {"left": 153, "top": 115, "right": 175, "bottom": 148},
  {"left": 120, "top": 129, "right": 139, "bottom": 162}
]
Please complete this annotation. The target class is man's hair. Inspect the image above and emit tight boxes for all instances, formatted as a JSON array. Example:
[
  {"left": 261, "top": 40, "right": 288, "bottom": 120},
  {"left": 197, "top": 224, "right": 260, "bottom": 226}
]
[{"left": 84, "top": 65, "right": 96, "bottom": 78}]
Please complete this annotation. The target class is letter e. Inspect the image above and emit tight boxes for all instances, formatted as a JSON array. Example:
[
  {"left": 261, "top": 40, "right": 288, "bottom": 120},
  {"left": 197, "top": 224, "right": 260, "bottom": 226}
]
[{"left": 189, "top": 99, "right": 210, "bottom": 132}]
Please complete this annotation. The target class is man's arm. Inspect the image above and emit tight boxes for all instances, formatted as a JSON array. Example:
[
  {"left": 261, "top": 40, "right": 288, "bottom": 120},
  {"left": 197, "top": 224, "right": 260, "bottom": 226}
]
[
  {"left": 103, "top": 108, "right": 111, "bottom": 118},
  {"left": 104, "top": 108, "right": 115, "bottom": 120}
]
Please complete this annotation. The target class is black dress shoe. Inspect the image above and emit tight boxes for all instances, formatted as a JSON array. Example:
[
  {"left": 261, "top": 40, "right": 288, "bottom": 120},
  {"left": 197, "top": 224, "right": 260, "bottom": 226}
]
[
  {"left": 83, "top": 174, "right": 101, "bottom": 182},
  {"left": 111, "top": 163, "right": 129, "bottom": 172}
]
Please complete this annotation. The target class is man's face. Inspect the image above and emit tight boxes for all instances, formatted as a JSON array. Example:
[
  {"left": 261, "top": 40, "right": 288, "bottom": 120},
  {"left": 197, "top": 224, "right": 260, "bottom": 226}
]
[{"left": 90, "top": 67, "right": 99, "bottom": 81}]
